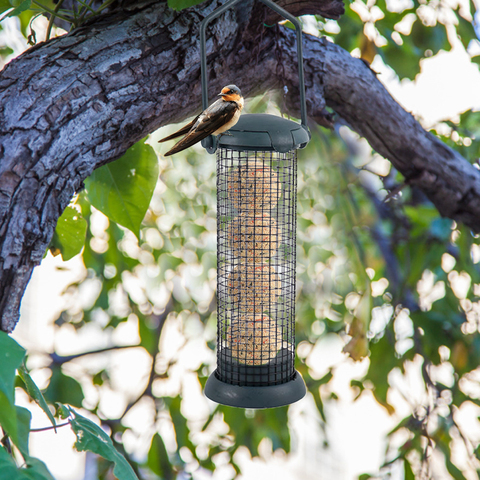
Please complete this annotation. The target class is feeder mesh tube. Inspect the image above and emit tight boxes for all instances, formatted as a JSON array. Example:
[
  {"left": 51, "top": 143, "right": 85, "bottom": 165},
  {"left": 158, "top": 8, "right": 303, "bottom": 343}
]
[{"left": 216, "top": 149, "right": 297, "bottom": 386}]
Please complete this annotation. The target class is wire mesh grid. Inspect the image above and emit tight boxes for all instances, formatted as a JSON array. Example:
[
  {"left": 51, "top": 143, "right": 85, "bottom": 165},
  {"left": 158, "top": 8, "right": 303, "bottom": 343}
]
[{"left": 216, "top": 148, "right": 297, "bottom": 386}]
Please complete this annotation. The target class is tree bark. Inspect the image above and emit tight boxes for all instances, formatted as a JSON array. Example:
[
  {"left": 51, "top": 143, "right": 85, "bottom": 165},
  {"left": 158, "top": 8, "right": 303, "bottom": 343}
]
[{"left": 0, "top": 0, "right": 479, "bottom": 332}]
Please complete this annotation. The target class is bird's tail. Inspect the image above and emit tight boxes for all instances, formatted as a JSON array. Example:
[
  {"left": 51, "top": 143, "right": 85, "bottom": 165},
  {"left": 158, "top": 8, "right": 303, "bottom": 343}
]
[
  {"left": 158, "top": 117, "right": 198, "bottom": 143},
  {"left": 164, "top": 130, "right": 212, "bottom": 156}
]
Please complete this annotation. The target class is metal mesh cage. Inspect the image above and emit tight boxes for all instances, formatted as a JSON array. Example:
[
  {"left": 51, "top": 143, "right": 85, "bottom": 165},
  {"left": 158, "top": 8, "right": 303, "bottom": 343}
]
[{"left": 215, "top": 148, "right": 297, "bottom": 387}]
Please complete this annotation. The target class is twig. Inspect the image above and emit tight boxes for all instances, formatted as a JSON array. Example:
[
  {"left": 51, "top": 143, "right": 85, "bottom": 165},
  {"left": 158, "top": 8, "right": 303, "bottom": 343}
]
[
  {"left": 383, "top": 182, "right": 409, "bottom": 203},
  {"left": 1, "top": 427, "right": 12, "bottom": 455},
  {"left": 120, "top": 296, "right": 174, "bottom": 419},
  {"left": 50, "top": 344, "right": 141, "bottom": 365},
  {"left": 30, "top": 422, "right": 70, "bottom": 433}
]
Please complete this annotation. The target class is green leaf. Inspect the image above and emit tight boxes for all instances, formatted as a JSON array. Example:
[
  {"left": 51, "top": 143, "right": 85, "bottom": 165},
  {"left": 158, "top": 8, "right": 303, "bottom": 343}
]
[
  {"left": 23, "top": 456, "right": 56, "bottom": 480},
  {"left": 54, "top": 403, "right": 70, "bottom": 419},
  {"left": 167, "top": 0, "right": 205, "bottom": 11},
  {"left": 147, "top": 434, "right": 174, "bottom": 480},
  {"left": 50, "top": 206, "right": 87, "bottom": 261},
  {"left": 15, "top": 406, "right": 31, "bottom": 457},
  {"left": 404, "top": 458, "right": 415, "bottom": 480},
  {"left": 0, "top": 0, "right": 31, "bottom": 18},
  {"left": 0, "top": 446, "right": 55, "bottom": 480},
  {"left": 44, "top": 368, "right": 84, "bottom": 408},
  {"left": 456, "top": 13, "right": 478, "bottom": 49},
  {"left": 85, "top": 139, "right": 159, "bottom": 238},
  {"left": 0, "top": 332, "right": 26, "bottom": 447},
  {"left": 445, "top": 459, "right": 465, "bottom": 480},
  {"left": 18, "top": 365, "right": 56, "bottom": 430},
  {"left": 0, "top": 446, "right": 20, "bottom": 478},
  {"left": 69, "top": 410, "right": 139, "bottom": 480},
  {"left": 6, "top": 0, "right": 31, "bottom": 16}
]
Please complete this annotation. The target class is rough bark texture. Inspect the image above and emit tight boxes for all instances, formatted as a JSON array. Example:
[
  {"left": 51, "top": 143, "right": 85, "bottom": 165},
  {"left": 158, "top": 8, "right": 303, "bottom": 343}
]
[{"left": 1, "top": 0, "right": 479, "bottom": 332}]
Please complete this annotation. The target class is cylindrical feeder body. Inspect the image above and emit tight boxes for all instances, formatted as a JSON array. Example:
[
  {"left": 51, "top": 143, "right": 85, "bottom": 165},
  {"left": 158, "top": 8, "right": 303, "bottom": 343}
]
[{"left": 205, "top": 114, "right": 309, "bottom": 408}]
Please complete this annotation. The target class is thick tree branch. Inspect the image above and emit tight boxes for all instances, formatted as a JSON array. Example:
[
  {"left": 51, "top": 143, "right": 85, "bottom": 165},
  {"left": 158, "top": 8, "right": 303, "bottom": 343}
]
[{"left": 0, "top": 0, "right": 478, "bottom": 332}]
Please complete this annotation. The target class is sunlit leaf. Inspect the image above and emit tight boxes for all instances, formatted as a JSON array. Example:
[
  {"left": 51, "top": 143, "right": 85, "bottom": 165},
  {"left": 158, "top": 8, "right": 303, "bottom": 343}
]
[
  {"left": 50, "top": 206, "right": 87, "bottom": 261},
  {"left": 85, "top": 139, "right": 159, "bottom": 238}
]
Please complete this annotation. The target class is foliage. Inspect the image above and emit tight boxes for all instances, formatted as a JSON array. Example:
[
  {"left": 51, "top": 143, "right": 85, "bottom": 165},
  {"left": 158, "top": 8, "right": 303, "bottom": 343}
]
[
  {"left": 318, "top": 0, "right": 479, "bottom": 80},
  {"left": 84, "top": 139, "right": 159, "bottom": 240},
  {"left": 1, "top": 1, "right": 480, "bottom": 479},
  {"left": 0, "top": 333, "right": 138, "bottom": 479}
]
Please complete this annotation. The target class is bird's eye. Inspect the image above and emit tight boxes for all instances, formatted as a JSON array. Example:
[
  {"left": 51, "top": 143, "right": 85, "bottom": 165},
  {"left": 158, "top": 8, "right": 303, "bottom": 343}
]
[{"left": 229, "top": 90, "right": 234, "bottom": 94}]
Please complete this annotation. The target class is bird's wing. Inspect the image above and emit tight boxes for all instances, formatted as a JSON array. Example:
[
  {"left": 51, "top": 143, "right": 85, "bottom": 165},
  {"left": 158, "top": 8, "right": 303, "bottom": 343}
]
[
  {"left": 164, "top": 101, "right": 238, "bottom": 156},
  {"left": 158, "top": 115, "right": 200, "bottom": 143}
]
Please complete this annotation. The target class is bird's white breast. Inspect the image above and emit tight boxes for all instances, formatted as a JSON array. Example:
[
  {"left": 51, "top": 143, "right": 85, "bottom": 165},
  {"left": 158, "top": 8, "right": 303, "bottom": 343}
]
[{"left": 213, "top": 108, "right": 242, "bottom": 135}]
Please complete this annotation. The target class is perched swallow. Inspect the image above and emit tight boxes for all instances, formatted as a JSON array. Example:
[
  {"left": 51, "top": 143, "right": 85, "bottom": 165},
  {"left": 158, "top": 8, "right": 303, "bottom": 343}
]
[{"left": 159, "top": 85, "right": 244, "bottom": 156}]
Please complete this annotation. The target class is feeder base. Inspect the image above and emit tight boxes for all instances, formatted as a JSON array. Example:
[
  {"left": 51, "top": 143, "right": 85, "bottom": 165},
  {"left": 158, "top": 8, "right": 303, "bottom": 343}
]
[{"left": 204, "top": 370, "right": 306, "bottom": 409}]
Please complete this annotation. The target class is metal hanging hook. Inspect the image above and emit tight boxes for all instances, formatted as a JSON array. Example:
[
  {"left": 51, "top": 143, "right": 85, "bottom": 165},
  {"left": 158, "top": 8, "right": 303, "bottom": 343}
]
[{"left": 199, "top": 0, "right": 309, "bottom": 153}]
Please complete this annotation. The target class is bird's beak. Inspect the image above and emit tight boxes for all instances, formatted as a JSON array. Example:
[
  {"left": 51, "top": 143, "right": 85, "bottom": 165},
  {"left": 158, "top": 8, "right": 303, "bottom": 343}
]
[{"left": 219, "top": 92, "right": 227, "bottom": 97}]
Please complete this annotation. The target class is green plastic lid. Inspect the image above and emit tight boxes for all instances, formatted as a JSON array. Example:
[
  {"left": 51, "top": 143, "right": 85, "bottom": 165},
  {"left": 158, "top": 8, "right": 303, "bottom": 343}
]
[{"left": 203, "top": 114, "right": 310, "bottom": 154}]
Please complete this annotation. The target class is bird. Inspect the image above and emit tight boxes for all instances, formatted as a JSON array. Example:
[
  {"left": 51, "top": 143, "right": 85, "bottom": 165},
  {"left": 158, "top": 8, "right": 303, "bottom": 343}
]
[{"left": 159, "top": 84, "right": 244, "bottom": 156}]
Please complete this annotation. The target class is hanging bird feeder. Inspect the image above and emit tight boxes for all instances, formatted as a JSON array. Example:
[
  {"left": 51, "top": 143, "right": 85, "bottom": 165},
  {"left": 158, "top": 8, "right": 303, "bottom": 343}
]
[{"left": 202, "top": 0, "right": 310, "bottom": 409}]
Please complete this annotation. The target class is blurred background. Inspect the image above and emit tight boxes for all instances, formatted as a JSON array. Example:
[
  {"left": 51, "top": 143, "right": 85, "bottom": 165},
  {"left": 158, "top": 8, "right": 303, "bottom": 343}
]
[{"left": 3, "top": 0, "right": 480, "bottom": 478}]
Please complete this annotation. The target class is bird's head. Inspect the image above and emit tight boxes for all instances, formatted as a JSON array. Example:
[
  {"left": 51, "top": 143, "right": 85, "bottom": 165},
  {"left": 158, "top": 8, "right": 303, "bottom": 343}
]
[{"left": 219, "top": 85, "right": 243, "bottom": 103}]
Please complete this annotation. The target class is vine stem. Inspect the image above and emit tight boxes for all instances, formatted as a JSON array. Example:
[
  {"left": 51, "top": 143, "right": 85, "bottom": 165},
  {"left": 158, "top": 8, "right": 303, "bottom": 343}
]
[
  {"left": 30, "top": 422, "right": 70, "bottom": 433},
  {"left": 30, "top": 0, "right": 74, "bottom": 23},
  {"left": 46, "top": 0, "right": 67, "bottom": 41}
]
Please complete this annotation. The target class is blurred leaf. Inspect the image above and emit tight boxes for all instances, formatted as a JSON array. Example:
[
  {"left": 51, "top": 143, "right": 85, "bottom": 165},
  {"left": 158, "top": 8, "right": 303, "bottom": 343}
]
[
  {"left": 167, "top": 396, "right": 194, "bottom": 451},
  {"left": 360, "top": 33, "right": 377, "bottom": 64},
  {"left": 0, "top": 46, "right": 14, "bottom": 56},
  {"left": 147, "top": 434, "right": 174, "bottom": 480},
  {"left": 0, "top": 0, "right": 31, "bottom": 17},
  {"left": 18, "top": 365, "right": 56, "bottom": 430},
  {"left": 167, "top": 0, "right": 205, "bottom": 10},
  {"left": 44, "top": 368, "right": 84, "bottom": 408},
  {"left": 404, "top": 458, "right": 415, "bottom": 480},
  {"left": 343, "top": 286, "right": 371, "bottom": 361},
  {"left": 0, "top": 332, "right": 26, "bottom": 446},
  {"left": 456, "top": 13, "right": 478, "bottom": 49},
  {"left": 365, "top": 334, "right": 397, "bottom": 414},
  {"left": 69, "top": 409, "right": 139, "bottom": 480},
  {"left": 50, "top": 206, "right": 87, "bottom": 261},
  {"left": 85, "top": 139, "right": 158, "bottom": 238}
]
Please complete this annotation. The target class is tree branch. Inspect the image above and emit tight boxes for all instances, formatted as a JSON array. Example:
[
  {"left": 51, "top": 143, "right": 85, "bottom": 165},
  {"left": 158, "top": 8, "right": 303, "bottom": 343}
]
[
  {"left": 49, "top": 344, "right": 141, "bottom": 365},
  {"left": 0, "top": 0, "right": 478, "bottom": 332}
]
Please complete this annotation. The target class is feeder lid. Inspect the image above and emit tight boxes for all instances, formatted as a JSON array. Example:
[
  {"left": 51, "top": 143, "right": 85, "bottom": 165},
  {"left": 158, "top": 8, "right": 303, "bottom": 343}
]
[{"left": 214, "top": 113, "right": 310, "bottom": 153}]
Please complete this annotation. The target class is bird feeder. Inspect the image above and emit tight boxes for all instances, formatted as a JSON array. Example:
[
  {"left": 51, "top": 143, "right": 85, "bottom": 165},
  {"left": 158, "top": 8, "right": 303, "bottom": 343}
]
[{"left": 202, "top": 0, "right": 310, "bottom": 409}]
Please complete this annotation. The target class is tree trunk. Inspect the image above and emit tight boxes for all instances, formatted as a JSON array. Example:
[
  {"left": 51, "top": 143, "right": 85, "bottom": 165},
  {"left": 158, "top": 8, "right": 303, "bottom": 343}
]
[{"left": 0, "top": 0, "right": 479, "bottom": 332}]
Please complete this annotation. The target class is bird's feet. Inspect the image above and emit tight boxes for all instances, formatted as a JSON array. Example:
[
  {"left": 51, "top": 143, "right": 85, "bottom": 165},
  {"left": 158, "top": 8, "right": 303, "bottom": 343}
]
[{"left": 217, "top": 131, "right": 234, "bottom": 142}]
